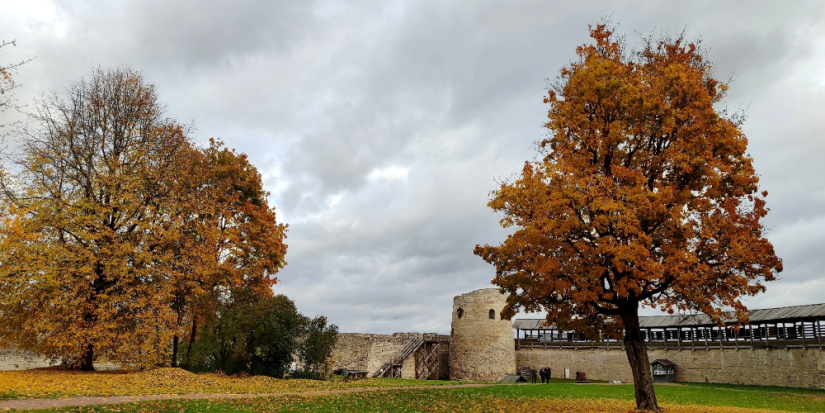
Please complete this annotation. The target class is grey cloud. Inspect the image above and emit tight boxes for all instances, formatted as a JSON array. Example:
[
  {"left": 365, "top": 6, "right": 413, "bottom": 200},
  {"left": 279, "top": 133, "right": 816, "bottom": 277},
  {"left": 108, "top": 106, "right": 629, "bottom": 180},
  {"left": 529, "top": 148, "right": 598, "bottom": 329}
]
[{"left": 3, "top": 0, "right": 825, "bottom": 333}]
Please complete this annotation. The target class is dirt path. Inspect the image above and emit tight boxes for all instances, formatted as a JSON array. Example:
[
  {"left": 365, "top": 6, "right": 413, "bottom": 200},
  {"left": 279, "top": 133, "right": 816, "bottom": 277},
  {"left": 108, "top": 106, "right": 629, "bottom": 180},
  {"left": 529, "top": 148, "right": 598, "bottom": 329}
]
[{"left": 0, "top": 383, "right": 496, "bottom": 411}]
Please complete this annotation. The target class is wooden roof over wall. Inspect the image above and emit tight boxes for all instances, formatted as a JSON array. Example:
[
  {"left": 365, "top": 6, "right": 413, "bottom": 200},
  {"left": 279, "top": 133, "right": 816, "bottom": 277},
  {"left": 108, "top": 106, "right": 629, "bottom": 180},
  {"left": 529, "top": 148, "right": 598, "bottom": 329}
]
[{"left": 513, "top": 302, "right": 825, "bottom": 330}]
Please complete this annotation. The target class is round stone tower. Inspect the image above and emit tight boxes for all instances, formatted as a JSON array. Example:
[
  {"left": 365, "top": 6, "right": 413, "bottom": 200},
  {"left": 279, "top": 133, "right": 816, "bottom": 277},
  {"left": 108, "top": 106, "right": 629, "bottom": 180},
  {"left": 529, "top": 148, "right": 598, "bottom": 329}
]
[{"left": 449, "top": 288, "right": 515, "bottom": 381}]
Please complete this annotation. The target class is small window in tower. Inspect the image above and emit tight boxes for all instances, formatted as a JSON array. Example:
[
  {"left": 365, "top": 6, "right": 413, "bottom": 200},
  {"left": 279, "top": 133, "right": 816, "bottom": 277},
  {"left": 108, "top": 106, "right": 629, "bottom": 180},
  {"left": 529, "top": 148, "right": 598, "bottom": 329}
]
[
  {"left": 489, "top": 309, "right": 495, "bottom": 319},
  {"left": 457, "top": 307, "right": 464, "bottom": 319}
]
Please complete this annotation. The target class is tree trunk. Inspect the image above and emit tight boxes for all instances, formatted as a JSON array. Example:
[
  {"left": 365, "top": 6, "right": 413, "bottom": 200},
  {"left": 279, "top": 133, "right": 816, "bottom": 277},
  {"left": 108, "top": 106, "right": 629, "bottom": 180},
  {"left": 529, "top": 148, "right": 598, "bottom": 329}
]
[
  {"left": 182, "top": 319, "right": 198, "bottom": 369},
  {"left": 78, "top": 343, "right": 95, "bottom": 371},
  {"left": 621, "top": 303, "right": 659, "bottom": 411},
  {"left": 171, "top": 335, "right": 179, "bottom": 367}
]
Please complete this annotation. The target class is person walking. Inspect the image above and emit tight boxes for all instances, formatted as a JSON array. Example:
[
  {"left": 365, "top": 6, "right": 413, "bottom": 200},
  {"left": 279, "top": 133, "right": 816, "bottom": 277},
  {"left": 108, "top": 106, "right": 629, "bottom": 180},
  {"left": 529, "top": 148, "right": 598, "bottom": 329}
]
[
  {"left": 530, "top": 367, "right": 537, "bottom": 384},
  {"left": 546, "top": 367, "right": 552, "bottom": 383},
  {"left": 540, "top": 367, "right": 547, "bottom": 383}
]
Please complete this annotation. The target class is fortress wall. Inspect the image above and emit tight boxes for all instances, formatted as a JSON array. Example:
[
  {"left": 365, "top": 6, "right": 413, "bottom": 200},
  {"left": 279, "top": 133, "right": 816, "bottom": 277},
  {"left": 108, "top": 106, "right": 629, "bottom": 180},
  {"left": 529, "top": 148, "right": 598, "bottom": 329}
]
[
  {"left": 0, "top": 348, "right": 119, "bottom": 371},
  {"left": 516, "top": 347, "right": 825, "bottom": 389},
  {"left": 366, "top": 333, "right": 419, "bottom": 375},
  {"left": 0, "top": 348, "right": 59, "bottom": 370},
  {"left": 332, "top": 333, "right": 452, "bottom": 379},
  {"left": 331, "top": 334, "right": 374, "bottom": 371},
  {"left": 332, "top": 333, "right": 419, "bottom": 375},
  {"left": 437, "top": 340, "right": 451, "bottom": 380},
  {"left": 401, "top": 353, "right": 416, "bottom": 378}
]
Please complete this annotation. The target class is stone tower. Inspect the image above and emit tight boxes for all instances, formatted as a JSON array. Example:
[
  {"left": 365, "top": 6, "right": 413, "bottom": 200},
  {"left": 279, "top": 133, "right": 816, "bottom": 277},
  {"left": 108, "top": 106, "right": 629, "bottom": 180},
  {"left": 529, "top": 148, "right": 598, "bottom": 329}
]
[{"left": 449, "top": 288, "right": 515, "bottom": 381}]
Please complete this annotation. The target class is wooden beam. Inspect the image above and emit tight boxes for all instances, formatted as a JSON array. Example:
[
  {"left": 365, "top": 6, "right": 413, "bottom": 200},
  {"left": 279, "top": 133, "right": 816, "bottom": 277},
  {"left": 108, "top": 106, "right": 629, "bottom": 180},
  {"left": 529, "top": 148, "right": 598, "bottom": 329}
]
[
  {"left": 763, "top": 324, "right": 768, "bottom": 348},
  {"left": 733, "top": 326, "right": 738, "bottom": 350},
  {"left": 704, "top": 326, "right": 709, "bottom": 350},
  {"left": 691, "top": 327, "right": 696, "bottom": 351},
  {"left": 663, "top": 329, "right": 668, "bottom": 350},
  {"left": 718, "top": 326, "right": 723, "bottom": 351}
]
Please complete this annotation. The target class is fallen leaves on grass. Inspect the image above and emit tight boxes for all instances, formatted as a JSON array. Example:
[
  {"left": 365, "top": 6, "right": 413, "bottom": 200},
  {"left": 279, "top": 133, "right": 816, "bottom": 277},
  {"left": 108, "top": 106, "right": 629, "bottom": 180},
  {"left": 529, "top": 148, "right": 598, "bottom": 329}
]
[{"left": 0, "top": 368, "right": 451, "bottom": 400}]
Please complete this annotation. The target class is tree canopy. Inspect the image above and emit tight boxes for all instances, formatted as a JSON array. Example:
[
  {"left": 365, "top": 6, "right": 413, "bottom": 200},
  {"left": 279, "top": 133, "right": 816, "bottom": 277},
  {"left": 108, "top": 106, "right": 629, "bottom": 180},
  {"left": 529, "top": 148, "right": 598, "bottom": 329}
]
[
  {"left": 169, "top": 138, "right": 288, "bottom": 367},
  {"left": 182, "top": 292, "right": 338, "bottom": 379},
  {"left": 0, "top": 68, "right": 288, "bottom": 371},
  {"left": 474, "top": 24, "right": 782, "bottom": 411}
]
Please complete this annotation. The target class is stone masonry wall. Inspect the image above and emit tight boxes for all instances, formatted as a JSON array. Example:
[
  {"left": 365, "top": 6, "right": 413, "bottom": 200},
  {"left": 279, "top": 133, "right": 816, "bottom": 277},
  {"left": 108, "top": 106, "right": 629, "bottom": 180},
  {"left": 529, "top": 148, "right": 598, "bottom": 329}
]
[
  {"left": 450, "top": 288, "right": 516, "bottom": 381},
  {"left": 332, "top": 333, "right": 419, "bottom": 376},
  {"left": 0, "top": 348, "right": 120, "bottom": 371},
  {"left": 331, "top": 334, "right": 373, "bottom": 371},
  {"left": 516, "top": 347, "right": 825, "bottom": 389},
  {"left": 437, "top": 340, "right": 450, "bottom": 380},
  {"left": 0, "top": 348, "right": 59, "bottom": 370}
]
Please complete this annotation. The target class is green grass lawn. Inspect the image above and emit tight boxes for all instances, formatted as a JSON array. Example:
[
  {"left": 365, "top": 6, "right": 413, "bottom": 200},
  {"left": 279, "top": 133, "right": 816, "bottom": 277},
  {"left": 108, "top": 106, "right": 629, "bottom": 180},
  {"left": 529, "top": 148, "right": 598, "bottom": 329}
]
[
  {"left": 677, "top": 382, "right": 825, "bottom": 397},
  {"left": 30, "top": 380, "right": 825, "bottom": 413},
  {"left": 485, "top": 381, "right": 825, "bottom": 411}
]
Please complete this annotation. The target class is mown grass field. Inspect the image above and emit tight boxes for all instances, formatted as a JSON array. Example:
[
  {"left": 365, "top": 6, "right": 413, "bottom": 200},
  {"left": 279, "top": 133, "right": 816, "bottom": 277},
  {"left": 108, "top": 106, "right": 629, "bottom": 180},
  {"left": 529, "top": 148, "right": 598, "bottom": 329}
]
[{"left": 26, "top": 383, "right": 825, "bottom": 413}]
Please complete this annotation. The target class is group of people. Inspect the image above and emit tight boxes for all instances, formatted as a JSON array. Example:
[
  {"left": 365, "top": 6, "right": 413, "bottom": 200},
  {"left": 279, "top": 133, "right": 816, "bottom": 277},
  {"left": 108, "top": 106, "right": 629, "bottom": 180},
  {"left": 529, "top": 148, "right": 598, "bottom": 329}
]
[{"left": 529, "top": 366, "right": 552, "bottom": 384}]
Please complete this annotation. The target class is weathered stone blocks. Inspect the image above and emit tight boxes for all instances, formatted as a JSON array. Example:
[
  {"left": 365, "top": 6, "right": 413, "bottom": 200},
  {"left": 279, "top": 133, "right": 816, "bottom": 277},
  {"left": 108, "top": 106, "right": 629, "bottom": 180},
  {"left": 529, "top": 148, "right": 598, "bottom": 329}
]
[{"left": 449, "top": 288, "right": 515, "bottom": 381}]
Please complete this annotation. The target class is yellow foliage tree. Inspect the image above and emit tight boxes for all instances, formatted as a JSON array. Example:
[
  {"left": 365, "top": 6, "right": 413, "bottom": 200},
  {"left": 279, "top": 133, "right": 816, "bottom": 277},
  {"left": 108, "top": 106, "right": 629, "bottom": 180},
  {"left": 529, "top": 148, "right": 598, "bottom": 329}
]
[{"left": 0, "top": 68, "right": 192, "bottom": 369}]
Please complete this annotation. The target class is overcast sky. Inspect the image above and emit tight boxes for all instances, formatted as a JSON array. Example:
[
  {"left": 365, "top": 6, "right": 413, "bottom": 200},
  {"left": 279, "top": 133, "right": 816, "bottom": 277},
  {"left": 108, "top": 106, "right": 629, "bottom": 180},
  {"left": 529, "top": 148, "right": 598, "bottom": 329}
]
[{"left": 2, "top": 1, "right": 824, "bottom": 335}]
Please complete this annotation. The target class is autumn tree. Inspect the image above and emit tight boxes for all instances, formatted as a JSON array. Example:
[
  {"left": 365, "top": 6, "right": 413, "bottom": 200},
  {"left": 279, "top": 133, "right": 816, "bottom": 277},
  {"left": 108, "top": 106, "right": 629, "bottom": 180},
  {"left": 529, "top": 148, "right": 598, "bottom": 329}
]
[
  {"left": 0, "top": 40, "right": 22, "bottom": 109},
  {"left": 0, "top": 39, "right": 33, "bottom": 122},
  {"left": 474, "top": 25, "right": 781, "bottom": 411},
  {"left": 0, "top": 67, "right": 192, "bottom": 370},
  {"left": 168, "top": 139, "right": 288, "bottom": 367}
]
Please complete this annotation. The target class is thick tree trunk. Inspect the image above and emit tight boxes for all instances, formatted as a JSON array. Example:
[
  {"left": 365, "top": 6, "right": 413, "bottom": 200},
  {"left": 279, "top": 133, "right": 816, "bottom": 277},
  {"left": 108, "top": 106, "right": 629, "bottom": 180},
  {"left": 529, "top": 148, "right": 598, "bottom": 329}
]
[
  {"left": 78, "top": 343, "right": 95, "bottom": 371},
  {"left": 171, "top": 335, "right": 179, "bottom": 367},
  {"left": 621, "top": 303, "right": 659, "bottom": 411}
]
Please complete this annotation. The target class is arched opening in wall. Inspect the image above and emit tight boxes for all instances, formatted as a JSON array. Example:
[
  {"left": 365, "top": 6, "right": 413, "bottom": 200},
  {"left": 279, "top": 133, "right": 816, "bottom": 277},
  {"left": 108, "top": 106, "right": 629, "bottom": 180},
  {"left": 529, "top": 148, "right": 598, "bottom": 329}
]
[
  {"left": 457, "top": 307, "right": 464, "bottom": 319},
  {"left": 489, "top": 309, "right": 495, "bottom": 319}
]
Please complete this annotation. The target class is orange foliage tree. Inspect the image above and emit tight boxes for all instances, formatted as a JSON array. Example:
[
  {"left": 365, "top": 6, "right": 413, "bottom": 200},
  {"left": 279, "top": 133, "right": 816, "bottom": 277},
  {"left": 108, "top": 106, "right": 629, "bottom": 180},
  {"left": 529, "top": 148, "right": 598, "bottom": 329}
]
[
  {"left": 168, "top": 139, "right": 287, "bottom": 367},
  {"left": 474, "top": 25, "right": 782, "bottom": 411}
]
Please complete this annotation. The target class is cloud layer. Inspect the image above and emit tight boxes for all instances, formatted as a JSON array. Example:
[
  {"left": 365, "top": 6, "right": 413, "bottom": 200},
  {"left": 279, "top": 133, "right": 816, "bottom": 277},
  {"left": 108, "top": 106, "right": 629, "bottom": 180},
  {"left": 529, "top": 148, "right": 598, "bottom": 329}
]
[{"left": 2, "top": 0, "right": 824, "bottom": 333}]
